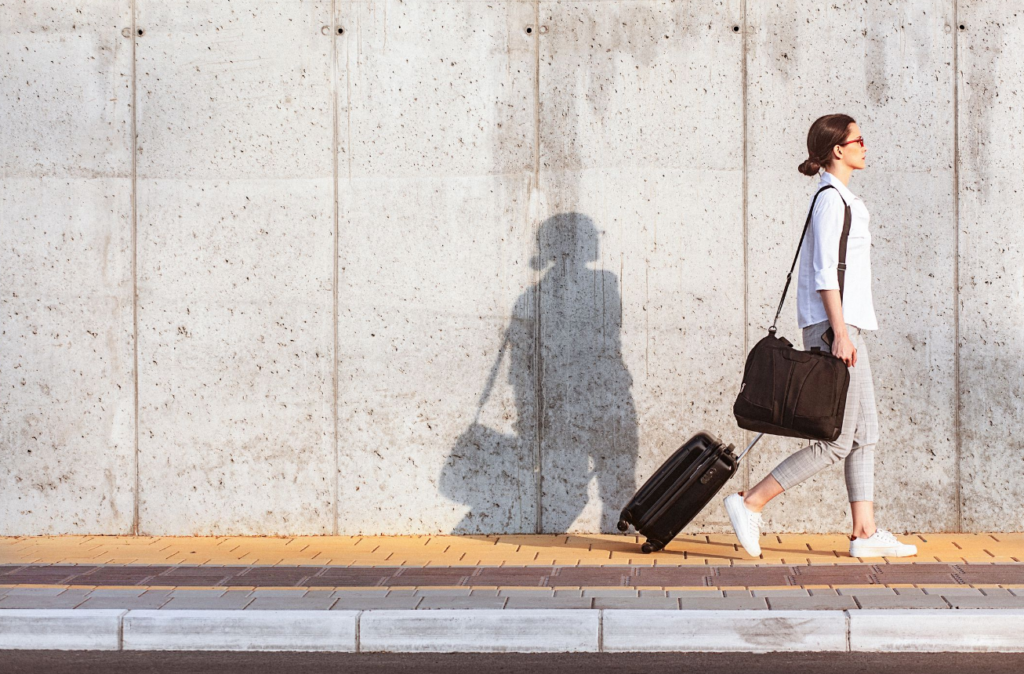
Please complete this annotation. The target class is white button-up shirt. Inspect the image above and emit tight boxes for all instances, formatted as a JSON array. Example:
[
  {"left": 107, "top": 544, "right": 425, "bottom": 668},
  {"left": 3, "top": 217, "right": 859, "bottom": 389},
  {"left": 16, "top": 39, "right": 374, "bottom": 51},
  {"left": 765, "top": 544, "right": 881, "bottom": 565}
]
[{"left": 796, "top": 171, "right": 878, "bottom": 331}]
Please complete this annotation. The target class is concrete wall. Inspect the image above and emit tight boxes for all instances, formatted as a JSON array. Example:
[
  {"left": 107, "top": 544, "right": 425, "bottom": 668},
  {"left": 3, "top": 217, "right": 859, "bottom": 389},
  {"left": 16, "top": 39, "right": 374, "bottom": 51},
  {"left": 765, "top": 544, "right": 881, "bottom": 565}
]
[{"left": 1, "top": 1, "right": 1020, "bottom": 535}]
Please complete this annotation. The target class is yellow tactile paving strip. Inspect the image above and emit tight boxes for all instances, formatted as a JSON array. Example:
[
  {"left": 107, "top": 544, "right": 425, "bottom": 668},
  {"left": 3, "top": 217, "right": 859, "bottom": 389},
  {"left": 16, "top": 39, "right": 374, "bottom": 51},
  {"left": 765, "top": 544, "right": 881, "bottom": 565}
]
[{"left": 1, "top": 533, "right": 1021, "bottom": 567}]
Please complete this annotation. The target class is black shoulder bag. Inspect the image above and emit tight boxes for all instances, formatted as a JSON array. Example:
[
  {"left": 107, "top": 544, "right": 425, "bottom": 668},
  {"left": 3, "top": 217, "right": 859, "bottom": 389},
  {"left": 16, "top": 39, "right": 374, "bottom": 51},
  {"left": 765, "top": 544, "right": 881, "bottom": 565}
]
[{"left": 733, "top": 185, "right": 852, "bottom": 442}]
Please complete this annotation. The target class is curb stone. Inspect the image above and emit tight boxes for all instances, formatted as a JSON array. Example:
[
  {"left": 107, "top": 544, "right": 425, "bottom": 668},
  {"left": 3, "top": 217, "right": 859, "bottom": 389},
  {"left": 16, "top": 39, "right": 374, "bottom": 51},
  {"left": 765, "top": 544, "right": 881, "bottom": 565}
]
[
  {"left": 1, "top": 609, "right": 1024, "bottom": 652},
  {"left": 0, "top": 610, "right": 125, "bottom": 650}
]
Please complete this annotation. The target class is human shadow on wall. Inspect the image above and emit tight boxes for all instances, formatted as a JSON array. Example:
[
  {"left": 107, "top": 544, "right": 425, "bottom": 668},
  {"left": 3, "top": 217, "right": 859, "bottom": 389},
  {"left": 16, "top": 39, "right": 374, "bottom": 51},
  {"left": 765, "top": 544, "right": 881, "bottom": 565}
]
[{"left": 440, "top": 213, "right": 638, "bottom": 534}]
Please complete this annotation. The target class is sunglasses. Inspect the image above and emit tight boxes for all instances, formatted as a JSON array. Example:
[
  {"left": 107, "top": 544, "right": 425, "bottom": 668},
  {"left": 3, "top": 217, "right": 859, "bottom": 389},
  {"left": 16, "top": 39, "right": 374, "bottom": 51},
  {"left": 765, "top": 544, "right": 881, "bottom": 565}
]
[{"left": 838, "top": 136, "right": 865, "bottom": 148}]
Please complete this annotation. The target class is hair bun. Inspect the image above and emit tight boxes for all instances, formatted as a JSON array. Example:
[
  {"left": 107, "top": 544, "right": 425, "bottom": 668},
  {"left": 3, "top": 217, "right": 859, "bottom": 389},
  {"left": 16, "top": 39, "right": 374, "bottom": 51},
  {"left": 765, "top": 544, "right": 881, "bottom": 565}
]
[{"left": 798, "top": 158, "right": 820, "bottom": 176}]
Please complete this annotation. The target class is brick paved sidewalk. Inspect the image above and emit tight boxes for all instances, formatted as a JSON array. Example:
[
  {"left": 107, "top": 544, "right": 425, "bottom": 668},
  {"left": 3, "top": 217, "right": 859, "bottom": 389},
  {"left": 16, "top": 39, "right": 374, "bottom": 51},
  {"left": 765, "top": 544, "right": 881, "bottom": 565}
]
[{"left": 2, "top": 534, "right": 1023, "bottom": 612}]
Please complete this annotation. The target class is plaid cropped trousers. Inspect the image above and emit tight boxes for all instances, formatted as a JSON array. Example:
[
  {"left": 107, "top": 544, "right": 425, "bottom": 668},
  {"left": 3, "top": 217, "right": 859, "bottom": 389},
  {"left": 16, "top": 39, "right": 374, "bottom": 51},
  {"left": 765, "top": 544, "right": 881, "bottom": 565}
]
[{"left": 769, "top": 320, "right": 878, "bottom": 503}]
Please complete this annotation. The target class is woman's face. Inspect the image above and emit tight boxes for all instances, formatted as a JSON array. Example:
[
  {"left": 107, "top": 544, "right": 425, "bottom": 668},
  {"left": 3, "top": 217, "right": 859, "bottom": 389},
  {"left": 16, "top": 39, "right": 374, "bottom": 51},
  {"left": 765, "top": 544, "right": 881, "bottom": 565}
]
[{"left": 835, "top": 122, "right": 866, "bottom": 171}]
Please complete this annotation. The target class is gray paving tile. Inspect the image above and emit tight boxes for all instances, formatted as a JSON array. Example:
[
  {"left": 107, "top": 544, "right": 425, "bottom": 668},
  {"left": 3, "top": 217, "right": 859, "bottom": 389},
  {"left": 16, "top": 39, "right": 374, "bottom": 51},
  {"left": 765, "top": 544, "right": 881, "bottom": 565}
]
[
  {"left": 1007, "top": 587, "right": 1024, "bottom": 597},
  {"left": 922, "top": 587, "right": 981, "bottom": 596},
  {"left": 85, "top": 588, "right": 147, "bottom": 598},
  {"left": 980, "top": 588, "right": 1015, "bottom": 597},
  {"left": 892, "top": 588, "right": 926, "bottom": 596},
  {"left": 553, "top": 590, "right": 583, "bottom": 598},
  {"left": 1, "top": 587, "right": 70, "bottom": 597},
  {"left": 582, "top": 589, "right": 638, "bottom": 598},
  {"left": 248, "top": 589, "right": 309, "bottom": 597},
  {"left": 468, "top": 590, "right": 500, "bottom": 597},
  {"left": 0, "top": 595, "right": 90, "bottom": 609},
  {"left": 667, "top": 590, "right": 723, "bottom": 599},
  {"left": 767, "top": 596, "right": 858, "bottom": 611},
  {"left": 837, "top": 587, "right": 894, "bottom": 596},
  {"left": 384, "top": 590, "right": 418, "bottom": 597},
  {"left": 638, "top": 590, "right": 668, "bottom": 597},
  {"left": 677, "top": 597, "right": 767, "bottom": 610},
  {"left": 505, "top": 597, "right": 593, "bottom": 610},
  {"left": 593, "top": 597, "right": 680, "bottom": 610},
  {"left": 946, "top": 596, "right": 1024, "bottom": 609},
  {"left": 751, "top": 589, "right": 809, "bottom": 598},
  {"left": 807, "top": 589, "right": 839, "bottom": 596},
  {"left": 160, "top": 595, "right": 253, "bottom": 610},
  {"left": 327, "top": 590, "right": 388, "bottom": 598},
  {"left": 244, "top": 597, "right": 336, "bottom": 610},
  {"left": 417, "top": 597, "right": 507, "bottom": 610},
  {"left": 76, "top": 596, "right": 171, "bottom": 610},
  {"left": 331, "top": 597, "right": 422, "bottom": 610},
  {"left": 414, "top": 588, "right": 473, "bottom": 597},
  {"left": 168, "top": 589, "right": 227, "bottom": 598},
  {"left": 723, "top": 590, "right": 753, "bottom": 598},
  {"left": 855, "top": 595, "right": 949, "bottom": 609}
]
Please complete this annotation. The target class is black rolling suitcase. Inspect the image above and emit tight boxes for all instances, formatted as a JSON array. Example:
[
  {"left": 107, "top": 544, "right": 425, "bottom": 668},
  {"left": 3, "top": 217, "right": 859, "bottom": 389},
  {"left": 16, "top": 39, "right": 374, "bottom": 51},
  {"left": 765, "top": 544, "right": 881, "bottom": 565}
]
[{"left": 616, "top": 431, "right": 764, "bottom": 553}]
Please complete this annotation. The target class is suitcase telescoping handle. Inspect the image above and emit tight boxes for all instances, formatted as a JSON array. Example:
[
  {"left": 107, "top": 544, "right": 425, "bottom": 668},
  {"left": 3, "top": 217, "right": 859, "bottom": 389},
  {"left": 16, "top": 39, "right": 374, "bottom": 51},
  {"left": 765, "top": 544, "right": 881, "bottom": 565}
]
[{"left": 735, "top": 433, "right": 765, "bottom": 463}]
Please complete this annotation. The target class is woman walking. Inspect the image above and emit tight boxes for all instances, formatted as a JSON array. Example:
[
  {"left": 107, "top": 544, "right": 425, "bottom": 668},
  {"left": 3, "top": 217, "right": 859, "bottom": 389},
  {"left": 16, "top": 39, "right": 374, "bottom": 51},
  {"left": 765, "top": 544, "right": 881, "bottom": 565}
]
[{"left": 724, "top": 114, "right": 918, "bottom": 559}]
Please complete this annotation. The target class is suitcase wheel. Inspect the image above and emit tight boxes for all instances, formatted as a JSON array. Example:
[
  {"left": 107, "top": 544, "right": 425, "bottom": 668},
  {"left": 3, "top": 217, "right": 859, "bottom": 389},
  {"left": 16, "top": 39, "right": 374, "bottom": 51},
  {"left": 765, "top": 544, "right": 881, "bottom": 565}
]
[
  {"left": 616, "top": 519, "right": 629, "bottom": 532},
  {"left": 641, "top": 542, "right": 654, "bottom": 554}
]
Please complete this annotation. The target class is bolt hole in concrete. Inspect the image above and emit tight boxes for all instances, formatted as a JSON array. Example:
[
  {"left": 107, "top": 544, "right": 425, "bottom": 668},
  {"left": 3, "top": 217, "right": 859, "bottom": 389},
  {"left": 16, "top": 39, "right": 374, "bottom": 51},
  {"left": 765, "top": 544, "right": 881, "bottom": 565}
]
[
  {"left": 136, "top": 28, "right": 144, "bottom": 36},
  {"left": 733, "top": 25, "right": 740, "bottom": 32},
  {"left": 526, "top": 26, "right": 533, "bottom": 34},
  {"left": 338, "top": 27, "right": 345, "bottom": 35},
  {"left": 959, "top": 24, "right": 966, "bottom": 30}
]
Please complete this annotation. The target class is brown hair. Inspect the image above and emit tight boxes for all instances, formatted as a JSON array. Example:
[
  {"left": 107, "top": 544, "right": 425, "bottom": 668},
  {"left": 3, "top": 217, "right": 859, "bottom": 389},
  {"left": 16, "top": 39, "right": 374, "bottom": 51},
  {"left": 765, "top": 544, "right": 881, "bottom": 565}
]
[{"left": 798, "top": 114, "right": 856, "bottom": 176}]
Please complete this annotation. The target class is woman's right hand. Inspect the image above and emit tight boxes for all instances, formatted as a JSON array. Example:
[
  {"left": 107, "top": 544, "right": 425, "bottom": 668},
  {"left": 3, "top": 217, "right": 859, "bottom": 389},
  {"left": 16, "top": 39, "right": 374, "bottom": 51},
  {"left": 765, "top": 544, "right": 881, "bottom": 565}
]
[{"left": 832, "top": 332, "right": 857, "bottom": 367}]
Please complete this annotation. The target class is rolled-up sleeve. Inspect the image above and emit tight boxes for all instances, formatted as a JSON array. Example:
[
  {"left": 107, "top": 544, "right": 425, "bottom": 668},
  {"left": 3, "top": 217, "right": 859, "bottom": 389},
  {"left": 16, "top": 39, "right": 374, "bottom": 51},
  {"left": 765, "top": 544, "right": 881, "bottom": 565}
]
[{"left": 811, "top": 191, "right": 845, "bottom": 292}]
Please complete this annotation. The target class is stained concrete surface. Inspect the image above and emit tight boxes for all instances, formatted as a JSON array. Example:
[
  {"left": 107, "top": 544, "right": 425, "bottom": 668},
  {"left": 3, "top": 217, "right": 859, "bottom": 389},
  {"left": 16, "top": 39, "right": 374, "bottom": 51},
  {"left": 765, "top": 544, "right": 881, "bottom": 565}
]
[
  {"left": 536, "top": 1, "right": 744, "bottom": 533},
  {"left": 743, "top": 0, "right": 958, "bottom": 534},
  {"left": 0, "top": 1, "right": 136, "bottom": 533},
  {"left": 133, "top": 1, "right": 336, "bottom": 534},
  {"left": 956, "top": 2, "right": 1024, "bottom": 532},
  {"left": 2, "top": 1, "right": 1021, "bottom": 535}
]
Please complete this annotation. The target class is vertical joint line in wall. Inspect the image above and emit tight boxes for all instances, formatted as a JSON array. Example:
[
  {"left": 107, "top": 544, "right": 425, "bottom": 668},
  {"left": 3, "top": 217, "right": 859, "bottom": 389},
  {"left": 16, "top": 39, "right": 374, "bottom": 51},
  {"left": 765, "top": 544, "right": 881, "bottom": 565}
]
[
  {"left": 532, "top": 0, "right": 543, "bottom": 534},
  {"left": 130, "top": 0, "right": 140, "bottom": 536},
  {"left": 331, "top": 0, "right": 341, "bottom": 536},
  {"left": 740, "top": 0, "right": 750, "bottom": 492},
  {"left": 952, "top": 0, "right": 962, "bottom": 533},
  {"left": 346, "top": 9, "right": 352, "bottom": 182},
  {"left": 532, "top": 0, "right": 541, "bottom": 184},
  {"left": 534, "top": 248, "right": 544, "bottom": 535}
]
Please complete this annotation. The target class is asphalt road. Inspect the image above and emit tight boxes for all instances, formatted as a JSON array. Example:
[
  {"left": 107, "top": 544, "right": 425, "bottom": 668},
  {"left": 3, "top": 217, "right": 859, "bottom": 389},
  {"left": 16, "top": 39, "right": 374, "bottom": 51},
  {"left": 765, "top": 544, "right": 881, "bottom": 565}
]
[{"left": 4, "top": 651, "right": 1024, "bottom": 674}]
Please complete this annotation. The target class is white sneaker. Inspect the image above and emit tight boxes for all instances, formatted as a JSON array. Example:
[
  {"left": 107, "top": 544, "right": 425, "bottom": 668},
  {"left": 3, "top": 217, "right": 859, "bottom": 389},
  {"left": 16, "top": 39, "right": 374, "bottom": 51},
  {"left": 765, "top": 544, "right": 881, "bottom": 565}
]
[
  {"left": 724, "top": 492, "right": 763, "bottom": 557},
  {"left": 849, "top": 529, "right": 918, "bottom": 558}
]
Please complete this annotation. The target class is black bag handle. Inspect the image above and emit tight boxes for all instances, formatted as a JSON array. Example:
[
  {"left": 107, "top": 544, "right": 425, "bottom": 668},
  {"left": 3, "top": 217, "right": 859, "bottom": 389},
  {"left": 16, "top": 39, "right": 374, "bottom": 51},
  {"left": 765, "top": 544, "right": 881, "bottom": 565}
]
[{"left": 769, "top": 184, "right": 852, "bottom": 335}]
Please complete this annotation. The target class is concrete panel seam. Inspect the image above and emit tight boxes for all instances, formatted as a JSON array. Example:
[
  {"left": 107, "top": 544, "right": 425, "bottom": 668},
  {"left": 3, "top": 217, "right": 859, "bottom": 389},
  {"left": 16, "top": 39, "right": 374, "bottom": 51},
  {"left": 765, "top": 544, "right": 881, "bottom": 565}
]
[
  {"left": 531, "top": 0, "right": 543, "bottom": 535},
  {"left": 130, "top": 0, "right": 141, "bottom": 536},
  {"left": 598, "top": 608, "right": 604, "bottom": 653},
  {"left": 844, "top": 609, "right": 851, "bottom": 652},
  {"left": 355, "top": 609, "right": 362, "bottom": 654},
  {"left": 331, "top": 0, "right": 340, "bottom": 537},
  {"left": 952, "top": 0, "right": 963, "bottom": 534},
  {"left": 740, "top": 0, "right": 750, "bottom": 492}
]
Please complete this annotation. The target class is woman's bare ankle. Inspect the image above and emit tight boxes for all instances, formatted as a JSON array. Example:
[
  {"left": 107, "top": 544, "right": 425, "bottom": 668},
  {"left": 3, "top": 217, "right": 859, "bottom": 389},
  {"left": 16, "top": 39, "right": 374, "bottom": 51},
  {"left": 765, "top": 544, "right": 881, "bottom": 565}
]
[
  {"left": 741, "top": 491, "right": 764, "bottom": 513},
  {"left": 851, "top": 526, "right": 877, "bottom": 540}
]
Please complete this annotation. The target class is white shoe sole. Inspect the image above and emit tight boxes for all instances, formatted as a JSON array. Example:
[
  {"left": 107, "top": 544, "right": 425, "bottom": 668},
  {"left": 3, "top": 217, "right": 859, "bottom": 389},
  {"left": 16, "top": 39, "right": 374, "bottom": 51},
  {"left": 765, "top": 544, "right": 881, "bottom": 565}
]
[
  {"left": 850, "top": 545, "right": 918, "bottom": 558},
  {"left": 724, "top": 494, "right": 761, "bottom": 557}
]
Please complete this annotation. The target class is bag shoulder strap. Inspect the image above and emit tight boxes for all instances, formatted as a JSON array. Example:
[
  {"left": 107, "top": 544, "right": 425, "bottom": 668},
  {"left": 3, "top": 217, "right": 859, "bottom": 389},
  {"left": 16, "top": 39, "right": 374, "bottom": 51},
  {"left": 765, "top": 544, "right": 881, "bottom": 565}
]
[
  {"left": 473, "top": 327, "right": 511, "bottom": 424},
  {"left": 769, "top": 183, "right": 852, "bottom": 334}
]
